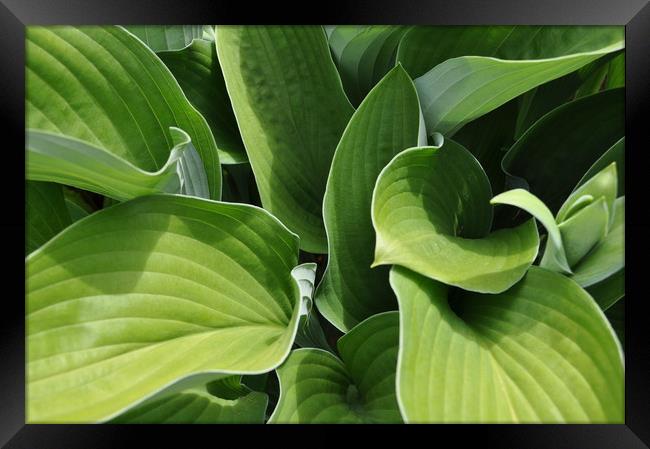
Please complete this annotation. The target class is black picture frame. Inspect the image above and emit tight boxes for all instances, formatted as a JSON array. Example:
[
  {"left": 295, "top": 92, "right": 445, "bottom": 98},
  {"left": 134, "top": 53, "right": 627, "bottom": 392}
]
[{"left": 2, "top": 0, "right": 648, "bottom": 447}]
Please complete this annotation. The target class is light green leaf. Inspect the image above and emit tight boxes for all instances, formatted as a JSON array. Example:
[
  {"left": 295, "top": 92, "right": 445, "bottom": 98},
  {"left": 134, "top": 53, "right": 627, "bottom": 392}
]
[
  {"left": 557, "top": 162, "right": 617, "bottom": 224},
  {"left": 110, "top": 376, "right": 267, "bottom": 423},
  {"left": 27, "top": 127, "right": 209, "bottom": 201},
  {"left": 557, "top": 198, "right": 609, "bottom": 267},
  {"left": 26, "top": 194, "right": 303, "bottom": 422},
  {"left": 502, "top": 88, "right": 624, "bottom": 213},
  {"left": 158, "top": 39, "right": 247, "bottom": 164},
  {"left": 269, "top": 312, "right": 401, "bottom": 423},
  {"left": 571, "top": 197, "right": 625, "bottom": 287},
  {"left": 292, "top": 263, "right": 331, "bottom": 352},
  {"left": 123, "top": 25, "right": 202, "bottom": 52},
  {"left": 26, "top": 181, "right": 71, "bottom": 255},
  {"left": 327, "top": 25, "right": 409, "bottom": 105},
  {"left": 397, "top": 26, "right": 623, "bottom": 135},
  {"left": 26, "top": 26, "right": 221, "bottom": 199},
  {"left": 216, "top": 25, "right": 354, "bottom": 253},
  {"left": 391, "top": 265, "right": 624, "bottom": 423},
  {"left": 575, "top": 137, "right": 624, "bottom": 196},
  {"left": 372, "top": 141, "right": 539, "bottom": 294},
  {"left": 316, "top": 65, "right": 421, "bottom": 332},
  {"left": 491, "top": 188, "right": 571, "bottom": 274}
]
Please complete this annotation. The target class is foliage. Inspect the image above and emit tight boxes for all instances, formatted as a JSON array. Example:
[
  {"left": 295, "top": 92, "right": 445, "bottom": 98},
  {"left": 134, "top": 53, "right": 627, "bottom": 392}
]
[{"left": 25, "top": 25, "right": 625, "bottom": 423}]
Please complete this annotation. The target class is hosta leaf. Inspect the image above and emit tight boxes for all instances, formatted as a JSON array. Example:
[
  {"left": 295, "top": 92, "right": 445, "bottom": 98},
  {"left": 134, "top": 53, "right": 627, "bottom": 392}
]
[
  {"left": 26, "top": 181, "right": 71, "bottom": 255},
  {"left": 26, "top": 26, "right": 221, "bottom": 199},
  {"left": 587, "top": 268, "right": 624, "bottom": 311},
  {"left": 372, "top": 140, "right": 539, "bottom": 294},
  {"left": 269, "top": 312, "right": 401, "bottom": 423},
  {"left": 391, "top": 265, "right": 624, "bottom": 423},
  {"left": 605, "top": 298, "right": 625, "bottom": 348},
  {"left": 110, "top": 376, "right": 267, "bottom": 423},
  {"left": 26, "top": 194, "right": 302, "bottom": 422},
  {"left": 576, "top": 137, "right": 625, "bottom": 196},
  {"left": 606, "top": 53, "right": 625, "bottom": 88},
  {"left": 27, "top": 127, "right": 209, "bottom": 201},
  {"left": 292, "top": 263, "right": 331, "bottom": 351},
  {"left": 571, "top": 197, "right": 625, "bottom": 287},
  {"left": 327, "top": 25, "right": 409, "bottom": 105},
  {"left": 62, "top": 188, "right": 95, "bottom": 222},
  {"left": 158, "top": 39, "right": 247, "bottom": 164},
  {"left": 123, "top": 25, "right": 202, "bottom": 52},
  {"left": 557, "top": 163, "right": 617, "bottom": 224},
  {"left": 316, "top": 65, "right": 421, "bottom": 332},
  {"left": 216, "top": 25, "right": 354, "bottom": 253},
  {"left": 557, "top": 198, "right": 609, "bottom": 267},
  {"left": 396, "top": 26, "right": 623, "bottom": 135},
  {"left": 490, "top": 188, "right": 571, "bottom": 273},
  {"left": 453, "top": 100, "right": 518, "bottom": 194},
  {"left": 502, "top": 88, "right": 624, "bottom": 213}
]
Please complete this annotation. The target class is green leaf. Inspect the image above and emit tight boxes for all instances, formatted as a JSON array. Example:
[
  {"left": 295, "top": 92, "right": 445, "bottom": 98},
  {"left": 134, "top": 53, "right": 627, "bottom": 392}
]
[
  {"left": 216, "top": 25, "right": 354, "bottom": 253},
  {"left": 26, "top": 194, "right": 303, "bottom": 422},
  {"left": 490, "top": 188, "right": 571, "bottom": 273},
  {"left": 327, "top": 25, "right": 409, "bottom": 105},
  {"left": 575, "top": 137, "right": 625, "bottom": 196},
  {"left": 372, "top": 140, "right": 539, "bottom": 294},
  {"left": 605, "top": 298, "right": 625, "bottom": 348},
  {"left": 606, "top": 53, "right": 625, "bottom": 88},
  {"left": 557, "top": 198, "right": 609, "bottom": 267},
  {"left": 27, "top": 127, "right": 209, "bottom": 201},
  {"left": 587, "top": 268, "right": 624, "bottom": 311},
  {"left": 123, "top": 25, "right": 202, "bottom": 52},
  {"left": 110, "top": 376, "right": 267, "bottom": 423},
  {"left": 391, "top": 265, "right": 624, "bottom": 423},
  {"left": 397, "top": 26, "right": 623, "bottom": 135},
  {"left": 316, "top": 65, "right": 421, "bottom": 332},
  {"left": 26, "top": 26, "right": 221, "bottom": 199},
  {"left": 502, "top": 88, "right": 624, "bottom": 213},
  {"left": 269, "top": 312, "right": 401, "bottom": 423},
  {"left": 158, "top": 39, "right": 247, "bottom": 164},
  {"left": 26, "top": 181, "right": 71, "bottom": 255},
  {"left": 453, "top": 100, "right": 518, "bottom": 193},
  {"left": 557, "top": 162, "right": 617, "bottom": 224},
  {"left": 292, "top": 263, "right": 332, "bottom": 352},
  {"left": 62, "top": 188, "right": 94, "bottom": 222},
  {"left": 571, "top": 197, "right": 625, "bottom": 287}
]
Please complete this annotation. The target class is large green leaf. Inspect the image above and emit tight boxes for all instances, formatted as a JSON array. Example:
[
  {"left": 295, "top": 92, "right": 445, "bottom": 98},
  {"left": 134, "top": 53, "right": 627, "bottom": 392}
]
[
  {"left": 396, "top": 26, "right": 623, "bottom": 135},
  {"left": 606, "top": 53, "right": 625, "bottom": 89},
  {"left": 216, "top": 25, "right": 354, "bottom": 253},
  {"left": 327, "top": 25, "right": 409, "bottom": 106},
  {"left": 514, "top": 56, "right": 617, "bottom": 140},
  {"left": 372, "top": 140, "right": 539, "bottom": 294},
  {"left": 391, "top": 266, "right": 624, "bottom": 423},
  {"left": 26, "top": 181, "right": 71, "bottom": 255},
  {"left": 110, "top": 376, "right": 267, "bottom": 423},
  {"left": 158, "top": 39, "right": 247, "bottom": 164},
  {"left": 269, "top": 312, "right": 401, "bottom": 423},
  {"left": 502, "top": 88, "right": 624, "bottom": 213},
  {"left": 27, "top": 127, "right": 209, "bottom": 201},
  {"left": 26, "top": 194, "right": 302, "bottom": 422},
  {"left": 123, "top": 25, "right": 202, "bottom": 52},
  {"left": 316, "top": 66, "right": 422, "bottom": 332},
  {"left": 26, "top": 26, "right": 221, "bottom": 199}
]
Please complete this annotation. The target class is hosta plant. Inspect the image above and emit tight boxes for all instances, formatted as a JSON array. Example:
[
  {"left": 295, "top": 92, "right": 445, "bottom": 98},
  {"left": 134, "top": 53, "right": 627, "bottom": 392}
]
[{"left": 25, "top": 24, "right": 625, "bottom": 423}]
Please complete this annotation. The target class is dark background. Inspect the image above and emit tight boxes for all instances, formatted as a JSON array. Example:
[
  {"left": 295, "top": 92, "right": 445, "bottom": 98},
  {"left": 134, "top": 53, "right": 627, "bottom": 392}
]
[{"left": 1, "top": 0, "right": 648, "bottom": 447}]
